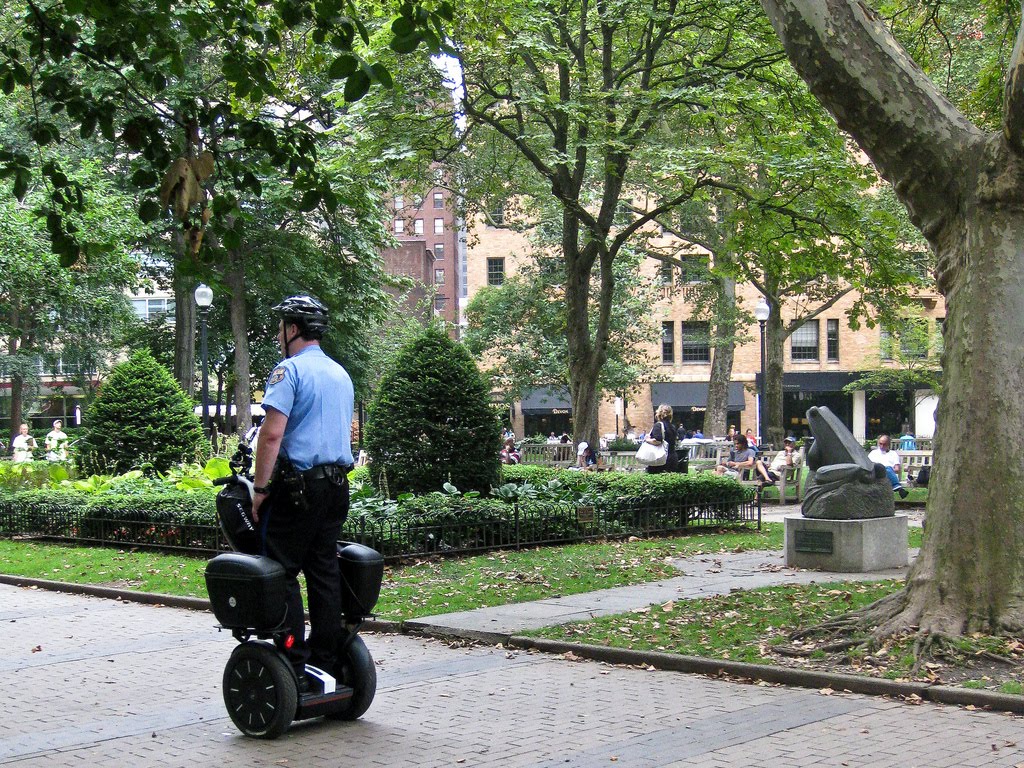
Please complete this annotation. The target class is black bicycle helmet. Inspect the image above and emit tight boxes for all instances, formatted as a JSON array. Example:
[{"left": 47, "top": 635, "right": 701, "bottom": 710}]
[{"left": 271, "top": 295, "right": 329, "bottom": 334}]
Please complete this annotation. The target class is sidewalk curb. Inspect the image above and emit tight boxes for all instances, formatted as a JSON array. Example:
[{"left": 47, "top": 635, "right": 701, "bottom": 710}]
[
  {"left": 4, "top": 574, "right": 1022, "bottom": 716},
  {"left": 505, "top": 636, "right": 1024, "bottom": 715}
]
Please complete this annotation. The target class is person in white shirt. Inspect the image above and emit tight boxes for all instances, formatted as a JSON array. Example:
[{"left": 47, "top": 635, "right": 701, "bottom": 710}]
[
  {"left": 12, "top": 423, "right": 37, "bottom": 463},
  {"left": 45, "top": 419, "right": 69, "bottom": 461},
  {"left": 867, "top": 434, "right": 908, "bottom": 498},
  {"left": 755, "top": 436, "right": 803, "bottom": 485}
]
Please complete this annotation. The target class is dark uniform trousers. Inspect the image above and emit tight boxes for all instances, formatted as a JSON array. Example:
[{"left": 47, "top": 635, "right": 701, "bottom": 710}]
[{"left": 262, "top": 474, "right": 349, "bottom": 674}]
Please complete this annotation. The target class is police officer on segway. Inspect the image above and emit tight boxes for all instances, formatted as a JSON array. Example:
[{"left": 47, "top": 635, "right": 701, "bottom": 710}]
[{"left": 251, "top": 295, "right": 355, "bottom": 690}]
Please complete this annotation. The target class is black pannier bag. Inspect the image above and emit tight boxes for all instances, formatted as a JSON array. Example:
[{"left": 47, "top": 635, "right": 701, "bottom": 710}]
[
  {"left": 337, "top": 543, "right": 384, "bottom": 619},
  {"left": 205, "top": 553, "right": 288, "bottom": 630}
]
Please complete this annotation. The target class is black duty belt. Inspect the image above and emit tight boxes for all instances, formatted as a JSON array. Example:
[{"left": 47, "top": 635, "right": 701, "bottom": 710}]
[{"left": 299, "top": 464, "right": 353, "bottom": 481}]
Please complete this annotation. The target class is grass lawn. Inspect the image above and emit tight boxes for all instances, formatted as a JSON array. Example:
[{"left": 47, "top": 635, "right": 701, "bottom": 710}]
[
  {"left": 0, "top": 523, "right": 785, "bottom": 620},
  {"left": 524, "top": 577, "right": 1022, "bottom": 693}
]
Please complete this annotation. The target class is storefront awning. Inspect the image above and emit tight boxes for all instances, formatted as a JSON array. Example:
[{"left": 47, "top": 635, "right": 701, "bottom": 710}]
[
  {"left": 649, "top": 382, "right": 746, "bottom": 413},
  {"left": 767, "top": 371, "right": 860, "bottom": 392},
  {"left": 520, "top": 386, "right": 572, "bottom": 416}
]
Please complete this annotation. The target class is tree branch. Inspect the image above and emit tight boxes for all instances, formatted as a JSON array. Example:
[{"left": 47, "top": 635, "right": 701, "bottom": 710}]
[
  {"left": 1003, "top": 4, "right": 1024, "bottom": 155},
  {"left": 758, "top": 0, "right": 983, "bottom": 242}
]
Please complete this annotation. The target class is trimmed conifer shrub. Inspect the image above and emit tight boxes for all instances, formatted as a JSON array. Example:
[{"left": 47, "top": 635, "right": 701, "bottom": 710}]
[
  {"left": 79, "top": 350, "right": 208, "bottom": 474},
  {"left": 364, "top": 326, "right": 502, "bottom": 496}
]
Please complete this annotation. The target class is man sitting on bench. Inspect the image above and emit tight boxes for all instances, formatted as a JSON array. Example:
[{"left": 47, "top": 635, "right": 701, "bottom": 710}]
[
  {"left": 716, "top": 434, "right": 757, "bottom": 479},
  {"left": 867, "top": 434, "right": 909, "bottom": 499},
  {"left": 755, "top": 435, "right": 802, "bottom": 487}
]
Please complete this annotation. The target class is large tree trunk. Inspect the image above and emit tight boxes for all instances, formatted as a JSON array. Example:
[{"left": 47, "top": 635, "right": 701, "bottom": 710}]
[
  {"left": 764, "top": 311, "right": 786, "bottom": 450},
  {"left": 760, "top": 0, "right": 1024, "bottom": 634},
  {"left": 705, "top": 277, "right": 736, "bottom": 437},
  {"left": 225, "top": 252, "right": 252, "bottom": 436},
  {"left": 9, "top": 370, "right": 24, "bottom": 441},
  {"left": 172, "top": 256, "right": 197, "bottom": 396}
]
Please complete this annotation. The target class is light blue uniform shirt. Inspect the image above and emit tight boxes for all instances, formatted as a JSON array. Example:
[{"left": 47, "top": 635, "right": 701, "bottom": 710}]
[{"left": 262, "top": 345, "right": 354, "bottom": 470}]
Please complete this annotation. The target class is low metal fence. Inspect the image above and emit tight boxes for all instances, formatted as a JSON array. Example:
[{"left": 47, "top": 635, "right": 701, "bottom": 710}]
[{"left": 1, "top": 494, "right": 759, "bottom": 561}]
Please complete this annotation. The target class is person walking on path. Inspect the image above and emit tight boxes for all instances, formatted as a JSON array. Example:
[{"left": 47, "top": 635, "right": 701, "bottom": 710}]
[
  {"left": 644, "top": 404, "right": 678, "bottom": 474},
  {"left": 251, "top": 294, "right": 355, "bottom": 685}
]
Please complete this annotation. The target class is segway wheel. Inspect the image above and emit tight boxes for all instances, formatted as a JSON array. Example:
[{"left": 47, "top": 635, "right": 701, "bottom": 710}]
[
  {"left": 223, "top": 642, "right": 297, "bottom": 739},
  {"left": 326, "top": 634, "right": 377, "bottom": 721}
]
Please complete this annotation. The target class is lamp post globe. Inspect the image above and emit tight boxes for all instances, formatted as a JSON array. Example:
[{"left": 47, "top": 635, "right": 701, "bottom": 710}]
[
  {"left": 754, "top": 298, "right": 770, "bottom": 445},
  {"left": 194, "top": 284, "right": 213, "bottom": 440}
]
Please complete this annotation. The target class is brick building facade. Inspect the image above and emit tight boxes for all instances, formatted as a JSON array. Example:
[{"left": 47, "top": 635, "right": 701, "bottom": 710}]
[{"left": 458, "top": 214, "right": 944, "bottom": 444}]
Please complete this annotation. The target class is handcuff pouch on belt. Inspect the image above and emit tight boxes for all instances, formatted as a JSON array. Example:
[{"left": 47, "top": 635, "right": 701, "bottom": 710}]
[{"left": 271, "top": 456, "right": 307, "bottom": 509}]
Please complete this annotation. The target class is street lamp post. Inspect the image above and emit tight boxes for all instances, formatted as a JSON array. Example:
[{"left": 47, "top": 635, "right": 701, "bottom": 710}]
[
  {"left": 194, "top": 283, "right": 214, "bottom": 441},
  {"left": 754, "top": 297, "right": 771, "bottom": 446}
]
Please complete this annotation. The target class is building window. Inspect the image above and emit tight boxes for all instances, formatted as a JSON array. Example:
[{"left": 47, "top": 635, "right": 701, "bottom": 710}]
[
  {"left": 434, "top": 295, "right": 447, "bottom": 313},
  {"left": 680, "top": 321, "right": 711, "bottom": 362},
  {"left": 486, "top": 257, "right": 505, "bottom": 286},
  {"left": 658, "top": 261, "right": 674, "bottom": 285},
  {"left": 433, "top": 242, "right": 444, "bottom": 260},
  {"left": 393, "top": 194, "right": 404, "bottom": 210},
  {"left": 826, "top": 319, "right": 840, "bottom": 361},
  {"left": 880, "top": 328, "right": 894, "bottom": 360},
  {"left": 791, "top": 320, "right": 819, "bottom": 361},
  {"left": 900, "top": 317, "right": 929, "bottom": 359},
  {"left": 434, "top": 218, "right": 444, "bottom": 234},
  {"left": 488, "top": 199, "right": 505, "bottom": 226},
  {"left": 394, "top": 218, "right": 405, "bottom": 234},
  {"left": 662, "top": 321, "right": 675, "bottom": 364},
  {"left": 414, "top": 218, "right": 424, "bottom": 235},
  {"left": 132, "top": 297, "right": 176, "bottom": 321},
  {"left": 434, "top": 268, "right": 445, "bottom": 286},
  {"left": 681, "top": 256, "right": 710, "bottom": 284},
  {"left": 433, "top": 191, "right": 444, "bottom": 209}
]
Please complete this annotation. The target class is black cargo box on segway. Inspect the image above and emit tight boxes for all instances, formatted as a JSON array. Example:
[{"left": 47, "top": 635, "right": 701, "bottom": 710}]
[
  {"left": 206, "top": 553, "right": 288, "bottom": 630},
  {"left": 204, "top": 541, "right": 383, "bottom": 739}
]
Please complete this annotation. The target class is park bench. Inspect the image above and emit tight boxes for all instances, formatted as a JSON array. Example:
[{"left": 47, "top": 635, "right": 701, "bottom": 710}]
[
  {"left": 749, "top": 449, "right": 806, "bottom": 505},
  {"left": 520, "top": 443, "right": 576, "bottom": 468},
  {"left": 900, "top": 449, "right": 933, "bottom": 486}
]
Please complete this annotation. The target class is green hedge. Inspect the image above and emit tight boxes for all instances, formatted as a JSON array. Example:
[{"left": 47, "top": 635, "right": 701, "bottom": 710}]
[
  {"left": 78, "top": 491, "right": 218, "bottom": 549},
  {"left": 499, "top": 464, "right": 751, "bottom": 504},
  {"left": 0, "top": 467, "right": 755, "bottom": 556},
  {"left": 0, "top": 488, "right": 91, "bottom": 536}
]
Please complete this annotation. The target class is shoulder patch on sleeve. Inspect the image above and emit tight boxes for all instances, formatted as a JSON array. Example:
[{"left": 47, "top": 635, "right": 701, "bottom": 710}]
[{"left": 268, "top": 366, "right": 287, "bottom": 385}]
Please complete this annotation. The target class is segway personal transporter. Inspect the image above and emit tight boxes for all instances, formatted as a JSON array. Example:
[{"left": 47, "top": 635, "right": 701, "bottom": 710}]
[{"left": 204, "top": 432, "right": 383, "bottom": 739}]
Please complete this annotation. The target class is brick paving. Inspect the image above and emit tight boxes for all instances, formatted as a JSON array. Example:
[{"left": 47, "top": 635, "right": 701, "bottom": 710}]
[{"left": 3, "top": 583, "right": 1021, "bottom": 768}]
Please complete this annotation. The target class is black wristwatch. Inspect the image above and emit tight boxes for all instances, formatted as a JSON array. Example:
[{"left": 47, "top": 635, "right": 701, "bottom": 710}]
[{"left": 253, "top": 485, "right": 270, "bottom": 495}]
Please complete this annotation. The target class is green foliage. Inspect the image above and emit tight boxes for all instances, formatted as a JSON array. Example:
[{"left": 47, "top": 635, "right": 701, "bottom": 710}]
[
  {"left": 463, "top": 248, "right": 659, "bottom": 399},
  {"left": 499, "top": 464, "right": 751, "bottom": 505},
  {"left": 364, "top": 326, "right": 502, "bottom": 496},
  {"left": 78, "top": 491, "right": 218, "bottom": 549},
  {"left": 0, "top": 460, "right": 70, "bottom": 491},
  {"left": 607, "top": 437, "right": 641, "bottom": 451},
  {"left": 0, "top": 488, "right": 90, "bottom": 535},
  {"left": 1, "top": 0, "right": 454, "bottom": 265},
  {"left": 78, "top": 350, "right": 208, "bottom": 475}
]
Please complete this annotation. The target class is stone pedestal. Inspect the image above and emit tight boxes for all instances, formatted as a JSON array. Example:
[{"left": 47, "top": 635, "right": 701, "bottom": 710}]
[{"left": 784, "top": 514, "right": 908, "bottom": 572}]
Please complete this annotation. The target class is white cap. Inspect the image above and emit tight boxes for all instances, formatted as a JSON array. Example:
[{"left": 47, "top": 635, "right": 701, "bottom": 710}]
[{"left": 577, "top": 441, "right": 589, "bottom": 454}]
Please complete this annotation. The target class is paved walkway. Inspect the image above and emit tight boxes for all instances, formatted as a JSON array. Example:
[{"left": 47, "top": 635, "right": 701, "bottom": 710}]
[{"left": 3, "top": 581, "right": 1021, "bottom": 767}]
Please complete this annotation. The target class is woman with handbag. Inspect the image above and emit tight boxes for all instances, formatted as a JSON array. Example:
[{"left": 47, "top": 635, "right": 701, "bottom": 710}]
[{"left": 642, "top": 404, "right": 678, "bottom": 474}]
